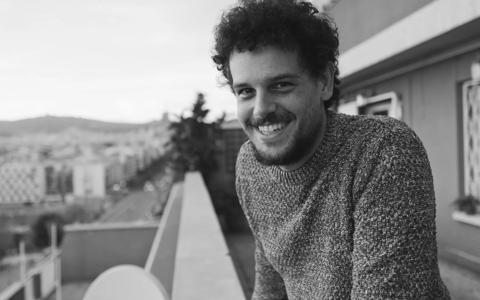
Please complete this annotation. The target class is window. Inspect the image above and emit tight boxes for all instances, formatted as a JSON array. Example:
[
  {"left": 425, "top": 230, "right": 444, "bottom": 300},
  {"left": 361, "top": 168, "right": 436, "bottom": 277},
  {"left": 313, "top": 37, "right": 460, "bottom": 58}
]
[
  {"left": 462, "top": 80, "right": 480, "bottom": 198},
  {"left": 338, "top": 92, "right": 402, "bottom": 120}
]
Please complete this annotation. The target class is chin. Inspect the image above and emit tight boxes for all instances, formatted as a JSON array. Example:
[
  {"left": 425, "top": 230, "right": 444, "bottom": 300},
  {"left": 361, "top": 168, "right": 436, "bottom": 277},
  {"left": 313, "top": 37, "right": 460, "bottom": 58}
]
[
  {"left": 252, "top": 131, "right": 317, "bottom": 167},
  {"left": 252, "top": 143, "right": 296, "bottom": 166}
]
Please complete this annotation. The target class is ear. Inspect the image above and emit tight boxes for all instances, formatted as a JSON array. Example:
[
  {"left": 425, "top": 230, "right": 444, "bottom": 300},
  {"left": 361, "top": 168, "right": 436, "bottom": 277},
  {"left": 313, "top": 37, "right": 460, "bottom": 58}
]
[{"left": 319, "top": 62, "right": 335, "bottom": 101}]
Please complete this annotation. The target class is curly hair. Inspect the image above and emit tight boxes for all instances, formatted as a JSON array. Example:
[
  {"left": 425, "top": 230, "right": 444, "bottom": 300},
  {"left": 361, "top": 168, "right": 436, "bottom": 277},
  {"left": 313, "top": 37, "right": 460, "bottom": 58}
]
[{"left": 212, "top": 0, "right": 340, "bottom": 108}]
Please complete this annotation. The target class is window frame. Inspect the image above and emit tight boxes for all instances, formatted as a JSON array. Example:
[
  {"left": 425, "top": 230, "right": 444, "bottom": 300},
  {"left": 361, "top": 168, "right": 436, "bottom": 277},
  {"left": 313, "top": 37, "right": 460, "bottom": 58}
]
[
  {"left": 461, "top": 80, "right": 480, "bottom": 198},
  {"left": 338, "top": 91, "right": 402, "bottom": 120}
]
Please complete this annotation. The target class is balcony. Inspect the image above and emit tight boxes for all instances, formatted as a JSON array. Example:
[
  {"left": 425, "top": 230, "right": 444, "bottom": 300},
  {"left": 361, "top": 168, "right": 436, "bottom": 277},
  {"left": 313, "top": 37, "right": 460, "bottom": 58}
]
[{"left": 0, "top": 172, "right": 245, "bottom": 300}]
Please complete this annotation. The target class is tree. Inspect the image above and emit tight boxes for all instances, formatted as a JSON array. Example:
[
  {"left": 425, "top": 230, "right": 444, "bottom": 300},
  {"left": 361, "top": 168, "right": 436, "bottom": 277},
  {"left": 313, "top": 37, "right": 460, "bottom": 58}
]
[
  {"left": 165, "top": 93, "right": 222, "bottom": 176},
  {"left": 31, "top": 212, "right": 65, "bottom": 249}
]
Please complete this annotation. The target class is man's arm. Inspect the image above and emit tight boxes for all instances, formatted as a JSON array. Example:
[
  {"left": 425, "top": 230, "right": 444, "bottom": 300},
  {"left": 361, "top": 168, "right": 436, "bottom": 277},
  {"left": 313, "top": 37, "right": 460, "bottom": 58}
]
[
  {"left": 251, "top": 237, "right": 288, "bottom": 300},
  {"left": 236, "top": 143, "right": 288, "bottom": 300},
  {"left": 351, "top": 127, "right": 450, "bottom": 299},
  {"left": 236, "top": 188, "right": 288, "bottom": 300}
]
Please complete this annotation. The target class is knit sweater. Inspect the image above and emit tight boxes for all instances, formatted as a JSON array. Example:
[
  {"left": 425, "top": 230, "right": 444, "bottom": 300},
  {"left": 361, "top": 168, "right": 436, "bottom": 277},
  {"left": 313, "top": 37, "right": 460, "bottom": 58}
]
[{"left": 235, "top": 110, "right": 450, "bottom": 300}]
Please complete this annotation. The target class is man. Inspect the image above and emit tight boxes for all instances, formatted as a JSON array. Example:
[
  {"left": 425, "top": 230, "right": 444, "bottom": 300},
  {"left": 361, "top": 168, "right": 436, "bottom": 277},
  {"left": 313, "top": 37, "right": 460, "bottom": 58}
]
[{"left": 212, "top": 0, "right": 450, "bottom": 299}]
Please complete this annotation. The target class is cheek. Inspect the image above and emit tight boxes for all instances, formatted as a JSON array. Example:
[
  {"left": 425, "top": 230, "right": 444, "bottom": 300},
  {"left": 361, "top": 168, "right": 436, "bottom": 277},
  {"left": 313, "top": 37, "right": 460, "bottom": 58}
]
[
  {"left": 236, "top": 102, "right": 251, "bottom": 126},
  {"left": 291, "top": 93, "right": 323, "bottom": 124},
  {"left": 301, "top": 100, "right": 324, "bottom": 131},
  {"left": 282, "top": 93, "right": 315, "bottom": 117}
]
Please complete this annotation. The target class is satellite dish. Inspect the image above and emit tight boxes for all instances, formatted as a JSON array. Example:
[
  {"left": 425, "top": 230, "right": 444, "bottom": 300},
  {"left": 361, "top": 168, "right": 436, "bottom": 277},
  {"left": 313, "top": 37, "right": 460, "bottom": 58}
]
[{"left": 83, "top": 265, "right": 169, "bottom": 300}]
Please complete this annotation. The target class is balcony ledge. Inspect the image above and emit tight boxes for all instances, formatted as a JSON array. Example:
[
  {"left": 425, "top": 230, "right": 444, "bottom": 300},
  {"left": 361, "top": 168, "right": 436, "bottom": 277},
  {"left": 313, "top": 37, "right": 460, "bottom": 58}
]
[{"left": 452, "top": 211, "right": 480, "bottom": 228}]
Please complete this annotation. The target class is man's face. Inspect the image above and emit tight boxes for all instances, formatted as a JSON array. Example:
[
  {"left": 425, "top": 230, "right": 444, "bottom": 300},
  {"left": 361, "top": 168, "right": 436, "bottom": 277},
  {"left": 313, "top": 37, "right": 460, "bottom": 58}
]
[{"left": 229, "top": 46, "right": 329, "bottom": 169}]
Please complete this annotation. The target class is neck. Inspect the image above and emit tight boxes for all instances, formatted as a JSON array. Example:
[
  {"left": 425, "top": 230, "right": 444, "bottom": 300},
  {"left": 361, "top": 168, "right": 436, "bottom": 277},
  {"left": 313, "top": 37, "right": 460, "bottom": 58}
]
[{"left": 279, "top": 111, "right": 328, "bottom": 171}]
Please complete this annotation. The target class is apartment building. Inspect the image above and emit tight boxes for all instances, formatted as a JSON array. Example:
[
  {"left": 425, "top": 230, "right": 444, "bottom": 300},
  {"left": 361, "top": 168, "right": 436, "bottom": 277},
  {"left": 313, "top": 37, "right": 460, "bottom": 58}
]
[{"left": 328, "top": 0, "right": 480, "bottom": 272}]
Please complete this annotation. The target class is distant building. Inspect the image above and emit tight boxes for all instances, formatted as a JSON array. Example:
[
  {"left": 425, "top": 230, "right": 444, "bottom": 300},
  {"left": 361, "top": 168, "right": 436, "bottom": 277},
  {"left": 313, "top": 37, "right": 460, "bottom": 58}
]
[
  {"left": 0, "top": 117, "right": 169, "bottom": 203},
  {"left": 135, "top": 147, "right": 146, "bottom": 171},
  {"left": 328, "top": 0, "right": 480, "bottom": 273},
  {"left": 0, "top": 162, "right": 46, "bottom": 204},
  {"left": 208, "top": 119, "right": 248, "bottom": 230},
  {"left": 44, "top": 162, "right": 74, "bottom": 201},
  {"left": 105, "top": 158, "right": 125, "bottom": 191},
  {"left": 104, "top": 145, "right": 140, "bottom": 181},
  {"left": 73, "top": 162, "right": 106, "bottom": 198},
  {"left": 219, "top": 119, "right": 248, "bottom": 176},
  {"left": 123, "top": 155, "right": 138, "bottom": 181}
]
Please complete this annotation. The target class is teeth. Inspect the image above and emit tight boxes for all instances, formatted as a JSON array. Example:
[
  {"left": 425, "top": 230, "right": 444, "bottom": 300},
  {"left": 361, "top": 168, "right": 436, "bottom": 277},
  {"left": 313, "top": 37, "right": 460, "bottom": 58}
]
[{"left": 258, "top": 123, "right": 286, "bottom": 135}]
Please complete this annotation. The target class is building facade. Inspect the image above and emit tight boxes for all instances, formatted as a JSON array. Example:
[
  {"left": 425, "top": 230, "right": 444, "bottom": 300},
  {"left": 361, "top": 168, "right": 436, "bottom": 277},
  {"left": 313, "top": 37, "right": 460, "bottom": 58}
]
[
  {"left": 73, "top": 162, "right": 107, "bottom": 198},
  {"left": 0, "top": 162, "right": 46, "bottom": 204},
  {"left": 328, "top": 0, "right": 480, "bottom": 273}
]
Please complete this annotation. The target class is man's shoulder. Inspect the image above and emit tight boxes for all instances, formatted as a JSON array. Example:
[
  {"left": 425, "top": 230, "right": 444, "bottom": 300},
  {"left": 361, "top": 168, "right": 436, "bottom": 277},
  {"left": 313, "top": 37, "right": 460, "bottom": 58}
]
[
  {"left": 332, "top": 111, "right": 418, "bottom": 147},
  {"left": 329, "top": 112, "right": 428, "bottom": 171},
  {"left": 335, "top": 111, "right": 408, "bottom": 135},
  {"left": 237, "top": 140, "right": 253, "bottom": 163},
  {"left": 236, "top": 140, "right": 258, "bottom": 177},
  {"left": 358, "top": 114, "right": 422, "bottom": 149}
]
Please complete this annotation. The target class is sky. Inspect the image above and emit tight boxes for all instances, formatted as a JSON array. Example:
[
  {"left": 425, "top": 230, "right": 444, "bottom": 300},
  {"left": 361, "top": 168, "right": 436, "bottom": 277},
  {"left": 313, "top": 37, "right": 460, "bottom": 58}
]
[{"left": 0, "top": 0, "right": 329, "bottom": 123}]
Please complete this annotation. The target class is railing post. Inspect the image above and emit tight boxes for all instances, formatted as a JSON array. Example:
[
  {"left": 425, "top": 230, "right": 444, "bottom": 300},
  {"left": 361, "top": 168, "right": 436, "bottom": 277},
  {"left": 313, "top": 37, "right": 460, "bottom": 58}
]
[{"left": 51, "top": 223, "right": 62, "bottom": 300}]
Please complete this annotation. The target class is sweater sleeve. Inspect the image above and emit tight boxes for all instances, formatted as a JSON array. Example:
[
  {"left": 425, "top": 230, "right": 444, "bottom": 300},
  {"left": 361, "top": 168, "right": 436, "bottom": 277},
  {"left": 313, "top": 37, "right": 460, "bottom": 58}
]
[
  {"left": 236, "top": 182, "right": 288, "bottom": 300},
  {"left": 235, "top": 145, "right": 288, "bottom": 300},
  {"left": 251, "top": 238, "right": 288, "bottom": 300},
  {"left": 351, "top": 127, "right": 450, "bottom": 299}
]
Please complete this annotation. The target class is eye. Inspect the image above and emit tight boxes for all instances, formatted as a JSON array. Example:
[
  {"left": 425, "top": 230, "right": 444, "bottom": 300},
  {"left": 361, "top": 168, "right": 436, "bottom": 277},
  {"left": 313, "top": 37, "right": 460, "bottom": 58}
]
[
  {"left": 271, "top": 81, "right": 294, "bottom": 92},
  {"left": 235, "top": 87, "right": 255, "bottom": 100}
]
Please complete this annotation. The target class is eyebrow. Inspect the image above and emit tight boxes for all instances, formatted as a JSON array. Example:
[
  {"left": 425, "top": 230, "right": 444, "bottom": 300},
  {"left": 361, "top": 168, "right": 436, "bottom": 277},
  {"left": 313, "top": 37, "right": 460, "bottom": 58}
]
[
  {"left": 232, "top": 73, "right": 301, "bottom": 89},
  {"left": 232, "top": 83, "right": 250, "bottom": 90},
  {"left": 270, "top": 73, "right": 301, "bottom": 81}
]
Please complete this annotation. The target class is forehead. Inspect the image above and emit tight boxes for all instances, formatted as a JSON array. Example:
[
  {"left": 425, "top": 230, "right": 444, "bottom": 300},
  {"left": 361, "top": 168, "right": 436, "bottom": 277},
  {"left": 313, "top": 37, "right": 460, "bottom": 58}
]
[{"left": 229, "top": 46, "right": 304, "bottom": 85}]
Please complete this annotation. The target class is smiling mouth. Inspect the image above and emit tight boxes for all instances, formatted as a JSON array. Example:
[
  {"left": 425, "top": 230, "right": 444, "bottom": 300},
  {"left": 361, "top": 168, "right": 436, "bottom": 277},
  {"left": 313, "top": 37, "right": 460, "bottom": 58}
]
[{"left": 257, "top": 122, "right": 289, "bottom": 136}]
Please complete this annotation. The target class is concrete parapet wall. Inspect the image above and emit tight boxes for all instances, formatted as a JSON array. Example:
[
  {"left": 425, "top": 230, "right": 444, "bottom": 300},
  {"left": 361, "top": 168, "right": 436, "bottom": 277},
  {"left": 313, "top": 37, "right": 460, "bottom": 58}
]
[
  {"left": 62, "top": 222, "right": 157, "bottom": 282},
  {"left": 172, "top": 172, "right": 245, "bottom": 300},
  {"left": 145, "top": 183, "right": 184, "bottom": 297}
]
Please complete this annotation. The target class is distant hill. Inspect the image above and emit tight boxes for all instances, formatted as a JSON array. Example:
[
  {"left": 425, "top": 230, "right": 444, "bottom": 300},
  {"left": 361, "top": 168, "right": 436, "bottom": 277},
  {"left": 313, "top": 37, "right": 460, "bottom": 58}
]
[{"left": 0, "top": 115, "right": 168, "bottom": 136}]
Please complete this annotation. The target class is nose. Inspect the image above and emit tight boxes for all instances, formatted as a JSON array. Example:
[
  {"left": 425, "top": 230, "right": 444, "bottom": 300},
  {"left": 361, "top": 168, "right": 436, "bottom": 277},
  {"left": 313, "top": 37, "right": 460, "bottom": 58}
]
[{"left": 253, "top": 90, "right": 276, "bottom": 119}]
